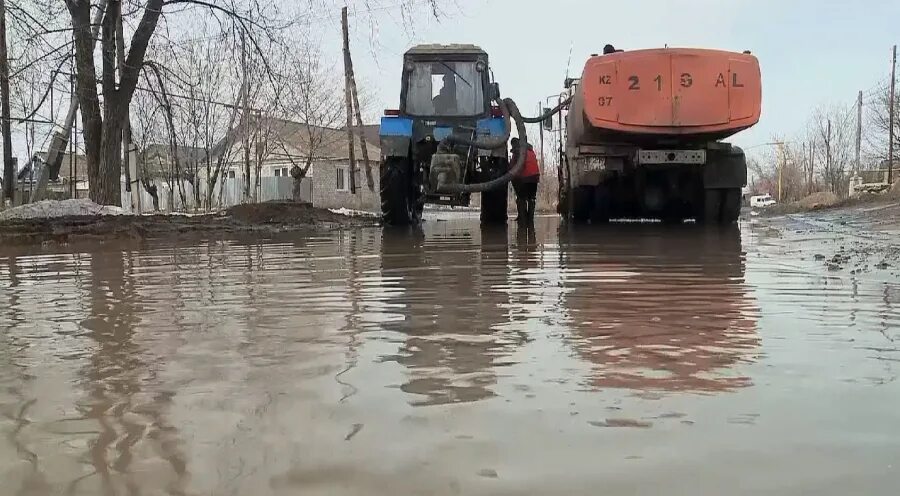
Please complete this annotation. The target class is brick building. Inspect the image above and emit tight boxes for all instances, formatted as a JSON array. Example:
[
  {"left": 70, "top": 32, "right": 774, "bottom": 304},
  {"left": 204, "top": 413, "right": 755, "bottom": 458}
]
[{"left": 206, "top": 117, "right": 382, "bottom": 212}]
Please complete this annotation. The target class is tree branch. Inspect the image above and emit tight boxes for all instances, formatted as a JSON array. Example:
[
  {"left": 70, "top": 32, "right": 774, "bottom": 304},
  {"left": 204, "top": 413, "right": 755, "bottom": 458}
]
[
  {"left": 100, "top": 0, "right": 119, "bottom": 99},
  {"left": 15, "top": 54, "right": 69, "bottom": 124},
  {"left": 119, "top": 0, "right": 164, "bottom": 98},
  {"left": 9, "top": 40, "right": 73, "bottom": 79}
]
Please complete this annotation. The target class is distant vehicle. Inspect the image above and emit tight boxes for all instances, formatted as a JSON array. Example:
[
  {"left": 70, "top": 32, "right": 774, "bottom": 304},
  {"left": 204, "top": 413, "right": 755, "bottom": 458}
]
[{"left": 750, "top": 194, "right": 776, "bottom": 208}]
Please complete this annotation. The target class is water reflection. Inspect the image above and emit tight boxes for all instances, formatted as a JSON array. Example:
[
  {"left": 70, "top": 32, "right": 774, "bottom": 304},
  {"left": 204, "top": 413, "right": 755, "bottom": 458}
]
[
  {"left": 74, "top": 250, "right": 188, "bottom": 495},
  {"left": 557, "top": 225, "right": 760, "bottom": 393},
  {"left": 379, "top": 225, "right": 519, "bottom": 406},
  {"left": 9, "top": 215, "right": 900, "bottom": 495}
]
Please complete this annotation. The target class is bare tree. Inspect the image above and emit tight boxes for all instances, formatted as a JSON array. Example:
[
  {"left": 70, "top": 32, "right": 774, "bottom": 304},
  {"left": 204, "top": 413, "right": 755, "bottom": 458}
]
[
  {"left": 11, "top": 0, "right": 444, "bottom": 207},
  {"left": 62, "top": 0, "right": 291, "bottom": 206},
  {"left": 129, "top": 88, "right": 163, "bottom": 209},
  {"left": 810, "top": 104, "right": 854, "bottom": 195},
  {"left": 176, "top": 33, "right": 240, "bottom": 209},
  {"left": 143, "top": 59, "right": 189, "bottom": 208},
  {"left": 747, "top": 138, "right": 810, "bottom": 201},
  {"left": 864, "top": 79, "right": 900, "bottom": 169},
  {"left": 279, "top": 50, "right": 345, "bottom": 179}
]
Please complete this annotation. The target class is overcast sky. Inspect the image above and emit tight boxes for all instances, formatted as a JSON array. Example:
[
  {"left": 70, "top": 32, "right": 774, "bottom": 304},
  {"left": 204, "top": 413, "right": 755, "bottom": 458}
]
[
  {"left": 332, "top": 0, "right": 900, "bottom": 161},
  {"left": 8, "top": 0, "right": 900, "bottom": 165}
]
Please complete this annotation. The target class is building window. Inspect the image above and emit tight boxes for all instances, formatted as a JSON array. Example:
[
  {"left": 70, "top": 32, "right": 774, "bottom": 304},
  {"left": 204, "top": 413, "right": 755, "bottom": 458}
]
[
  {"left": 228, "top": 170, "right": 236, "bottom": 179},
  {"left": 274, "top": 168, "right": 281, "bottom": 177},
  {"left": 336, "top": 166, "right": 348, "bottom": 191},
  {"left": 281, "top": 167, "right": 289, "bottom": 177}
]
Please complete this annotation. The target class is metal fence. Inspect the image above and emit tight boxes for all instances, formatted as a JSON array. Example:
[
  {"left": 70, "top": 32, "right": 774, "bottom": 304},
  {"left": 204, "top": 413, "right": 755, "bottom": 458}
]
[{"left": 119, "top": 177, "right": 311, "bottom": 214}]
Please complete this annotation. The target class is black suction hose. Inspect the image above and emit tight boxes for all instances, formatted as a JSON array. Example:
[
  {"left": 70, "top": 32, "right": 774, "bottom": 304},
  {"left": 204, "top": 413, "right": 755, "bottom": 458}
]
[
  {"left": 520, "top": 96, "right": 572, "bottom": 124},
  {"left": 437, "top": 97, "right": 528, "bottom": 193}
]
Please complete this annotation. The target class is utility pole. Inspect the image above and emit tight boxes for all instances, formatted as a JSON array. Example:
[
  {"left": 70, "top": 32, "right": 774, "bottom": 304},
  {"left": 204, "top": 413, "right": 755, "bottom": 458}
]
[
  {"left": 0, "top": 0, "right": 13, "bottom": 204},
  {"left": 856, "top": 90, "right": 862, "bottom": 173},
  {"left": 538, "top": 103, "right": 545, "bottom": 175},
  {"left": 802, "top": 142, "right": 808, "bottom": 195},
  {"left": 69, "top": 35, "right": 75, "bottom": 199},
  {"left": 889, "top": 45, "right": 896, "bottom": 185},
  {"left": 808, "top": 141, "right": 814, "bottom": 194},
  {"left": 777, "top": 141, "right": 785, "bottom": 202},
  {"left": 341, "top": 7, "right": 357, "bottom": 194},
  {"left": 345, "top": 27, "right": 372, "bottom": 191},
  {"left": 241, "top": 33, "right": 251, "bottom": 202},
  {"left": 826, "top": 118, "right": 832, "bottom": 192},
  {"left": 340, "top": 9, "right": 371, "bottom": 191}
]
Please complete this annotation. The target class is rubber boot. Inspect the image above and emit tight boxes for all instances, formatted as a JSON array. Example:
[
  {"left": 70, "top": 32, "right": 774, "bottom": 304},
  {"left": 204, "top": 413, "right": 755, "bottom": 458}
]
[{"left": 516, "top": 197, "right": 528, "bottom": 224}]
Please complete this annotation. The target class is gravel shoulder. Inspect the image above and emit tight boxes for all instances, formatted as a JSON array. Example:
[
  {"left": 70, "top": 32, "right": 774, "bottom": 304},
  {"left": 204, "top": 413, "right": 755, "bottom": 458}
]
[{"left": 753, "top": 200, "right": 900, "bottom": 279}]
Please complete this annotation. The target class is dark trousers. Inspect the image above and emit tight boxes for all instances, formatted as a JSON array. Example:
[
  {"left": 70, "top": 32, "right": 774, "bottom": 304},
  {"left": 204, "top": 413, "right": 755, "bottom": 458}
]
[{"left": 513, "top": 177, "right": 538, "bottom": 223}]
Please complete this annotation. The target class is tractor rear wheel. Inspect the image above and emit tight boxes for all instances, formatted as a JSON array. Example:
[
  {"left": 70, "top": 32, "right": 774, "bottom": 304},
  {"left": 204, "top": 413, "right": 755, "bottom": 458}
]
[{"left": 380, "top": 158, "right": 421, "bottom": 226}]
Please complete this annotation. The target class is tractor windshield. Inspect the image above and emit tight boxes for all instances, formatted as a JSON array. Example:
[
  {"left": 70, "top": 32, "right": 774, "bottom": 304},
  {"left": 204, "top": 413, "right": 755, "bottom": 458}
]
[{"left": 405, "top": 61, "right": 486, "bottom": 117}]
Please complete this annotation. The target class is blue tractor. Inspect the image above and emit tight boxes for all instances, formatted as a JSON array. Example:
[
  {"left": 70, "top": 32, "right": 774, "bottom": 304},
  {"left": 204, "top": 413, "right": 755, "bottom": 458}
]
[{"left": 378, "top": 44, "right": 512, "bottom": 226}]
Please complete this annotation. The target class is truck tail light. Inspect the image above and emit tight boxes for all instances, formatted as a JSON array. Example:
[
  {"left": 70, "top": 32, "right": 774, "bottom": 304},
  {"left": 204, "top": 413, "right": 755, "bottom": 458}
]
[{"left": 384, "top": 109, "right": 400, "bottom": 116}]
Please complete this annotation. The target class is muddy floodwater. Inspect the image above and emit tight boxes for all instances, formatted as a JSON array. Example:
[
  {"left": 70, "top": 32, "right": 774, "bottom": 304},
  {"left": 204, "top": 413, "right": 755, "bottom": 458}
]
[{"left": 1, "top": 213, "right": 899, "bottom": 495}]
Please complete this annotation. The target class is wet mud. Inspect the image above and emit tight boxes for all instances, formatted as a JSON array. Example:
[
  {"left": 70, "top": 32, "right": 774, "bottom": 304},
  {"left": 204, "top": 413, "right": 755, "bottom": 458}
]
[
  {"left": 1, "top": 211, "right": 898, "bottom": 495},
  {"left": 0, "top": 201, "right": 377, "bottom": 246}
]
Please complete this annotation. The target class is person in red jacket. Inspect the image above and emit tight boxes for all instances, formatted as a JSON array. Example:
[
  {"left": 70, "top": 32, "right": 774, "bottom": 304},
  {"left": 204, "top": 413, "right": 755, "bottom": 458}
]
[{"left": 510, "top": 137, "right": 540, "bottom": 224}]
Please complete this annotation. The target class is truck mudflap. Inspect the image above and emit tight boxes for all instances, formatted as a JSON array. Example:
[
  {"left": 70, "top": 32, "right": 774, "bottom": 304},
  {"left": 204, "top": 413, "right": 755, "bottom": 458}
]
[{"left": 704, "top": 147, "right": 748, "bottom": 189}]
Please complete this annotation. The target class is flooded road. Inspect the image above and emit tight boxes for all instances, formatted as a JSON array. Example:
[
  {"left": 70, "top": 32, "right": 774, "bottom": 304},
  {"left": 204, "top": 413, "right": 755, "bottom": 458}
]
[{"left": 1, "top": 213, "right": 899, "bottom": 495}]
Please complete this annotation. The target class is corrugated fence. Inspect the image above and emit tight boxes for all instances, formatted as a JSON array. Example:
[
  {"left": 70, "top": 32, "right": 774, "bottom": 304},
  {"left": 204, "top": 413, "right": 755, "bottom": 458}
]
[{"left": 119, "top": 177, "right": 311, "bottom": 213}]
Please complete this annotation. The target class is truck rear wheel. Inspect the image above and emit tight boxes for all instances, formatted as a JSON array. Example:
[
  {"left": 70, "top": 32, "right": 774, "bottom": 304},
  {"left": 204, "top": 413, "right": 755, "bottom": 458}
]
[
  {"left": 480, "top": 158, "right": 509, "bottom": 225},
  {"left": 699, "top": 188, "right": 741, "bottom": 225},
  {"left": 592, "top": 183, "right": 612, "bottom": 224},
  {"left": 380, "top": 158, "right": 421, "bottom": 226},
  {"left": 571, "top": 186, "right": 594, "bottom": 224},
  {"left": 720, "top": 188, "right": 741, "bottom": 223}
]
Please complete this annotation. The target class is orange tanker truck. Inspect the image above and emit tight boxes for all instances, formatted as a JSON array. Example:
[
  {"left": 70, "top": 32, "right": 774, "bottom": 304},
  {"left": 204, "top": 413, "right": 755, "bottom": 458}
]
[{"left": 558, "top": 47, "right": 762, "bottom": 224}]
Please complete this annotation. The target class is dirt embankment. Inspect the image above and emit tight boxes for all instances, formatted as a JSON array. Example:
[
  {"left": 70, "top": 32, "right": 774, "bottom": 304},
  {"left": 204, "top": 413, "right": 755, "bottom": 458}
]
[
  {"left": 0, "top": 201, "right": 378, "bottom": 246},
  {"left": 763, "top": 185, "right": 900, "bottom": 217}
]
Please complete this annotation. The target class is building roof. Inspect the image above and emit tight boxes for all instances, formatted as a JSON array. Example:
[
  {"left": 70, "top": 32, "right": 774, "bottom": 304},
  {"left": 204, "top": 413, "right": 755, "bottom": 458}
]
[
  {"left": 138, "top": 144, "right": 208, "bottom": 180},
  {"left": 214, "top": 116, "right": 381, "bottom": 164},
  {"left": 20, "top": 152, "right": 89, "bottom": 182},
  {"left": 142, "top": 144, "right": 207, "bottom": 163},
  {"left": 356, "top": 124, "right": 381, "bottom": 151}
]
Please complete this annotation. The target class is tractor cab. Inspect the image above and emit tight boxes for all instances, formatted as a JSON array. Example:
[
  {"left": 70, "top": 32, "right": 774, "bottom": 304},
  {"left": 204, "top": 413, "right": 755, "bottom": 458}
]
[{"left": 400, "top": 44, "right": 492, "bottom": 120}]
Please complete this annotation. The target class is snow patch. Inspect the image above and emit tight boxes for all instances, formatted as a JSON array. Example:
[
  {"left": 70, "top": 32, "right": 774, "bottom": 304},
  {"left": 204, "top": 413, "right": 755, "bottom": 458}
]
[
  {"left": 0, "top": 199, "right": 126, "bottom": 221},
  {"left": 329, "top": 207, "right": 378, "bottom": 218}
]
